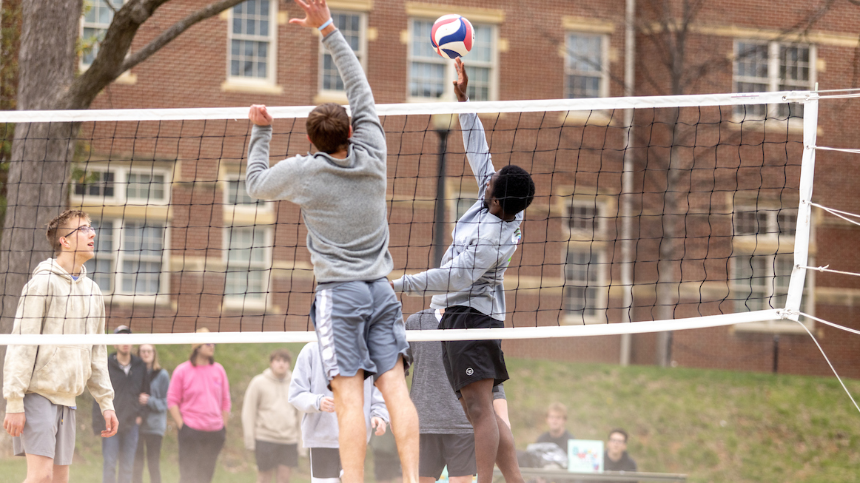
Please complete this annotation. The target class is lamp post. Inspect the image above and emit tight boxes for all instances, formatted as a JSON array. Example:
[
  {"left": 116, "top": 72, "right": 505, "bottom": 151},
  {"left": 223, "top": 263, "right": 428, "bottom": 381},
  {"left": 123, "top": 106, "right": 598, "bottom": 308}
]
[{"left": 432, "top": 114, "right": 453, "bottom": 268}]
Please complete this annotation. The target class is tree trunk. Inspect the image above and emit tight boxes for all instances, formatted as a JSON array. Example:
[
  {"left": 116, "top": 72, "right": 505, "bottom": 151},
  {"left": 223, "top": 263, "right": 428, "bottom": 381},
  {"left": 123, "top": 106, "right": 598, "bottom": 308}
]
[{"left": 0, "top": 0, "right": 81, "bottom": 444}]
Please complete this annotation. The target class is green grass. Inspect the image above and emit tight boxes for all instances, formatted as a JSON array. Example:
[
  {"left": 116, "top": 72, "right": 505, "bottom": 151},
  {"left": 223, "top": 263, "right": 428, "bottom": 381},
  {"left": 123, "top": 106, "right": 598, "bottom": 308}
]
[{"left": 2, "top": 343, "right": 858, "bottom": 483}]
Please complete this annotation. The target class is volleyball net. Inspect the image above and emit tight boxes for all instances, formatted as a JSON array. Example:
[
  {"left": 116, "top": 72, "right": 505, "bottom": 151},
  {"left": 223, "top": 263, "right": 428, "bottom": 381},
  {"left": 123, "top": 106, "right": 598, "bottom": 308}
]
[{"left": 0, "top": 89, "right": 852, "bottom": 347}]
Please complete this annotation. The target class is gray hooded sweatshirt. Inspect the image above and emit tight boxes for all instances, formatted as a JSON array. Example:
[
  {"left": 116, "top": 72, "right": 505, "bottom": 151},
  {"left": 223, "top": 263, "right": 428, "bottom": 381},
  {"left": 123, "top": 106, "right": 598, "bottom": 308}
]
[
  {"left": 288, "top": 342, "right": 388, "bottom": 448},
  {"left": 245, "top": 29, "right": 392, "bottom": 283}
]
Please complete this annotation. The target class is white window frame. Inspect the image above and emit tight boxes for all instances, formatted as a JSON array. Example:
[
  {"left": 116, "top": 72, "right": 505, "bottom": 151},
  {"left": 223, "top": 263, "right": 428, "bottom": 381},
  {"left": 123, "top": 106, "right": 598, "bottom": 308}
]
[
  {"left": 564, "top": 199, "right": 605, "bottom": 238},
  {"left": 730, "top": 204, "right": 813, "bottom": 333},
  {"left": 80, "top": 0, "right": 126, "bottom": 70},
  {"left": 407, "top": 18, "right": 499, "bottom": 102},
  {"left": 71, "top": 165, "right": 172, "bottom": 206},
  {"left": 318, "top": 11, "right": 367, "bottom": 96},
  {"left": 731, "top": 253, "right": 814, "bottom": 333},
  {"left": 227, "top": 0, "right": 278, "bottom": 87},
  {"left": 85, "top": 218, "right": 170, "bottom": 302},
  {"left": 564, "top": 32, "right": 610, "bottom": 99},
  {"left": 733, "top": 207, "right": 797, "bottom": 239},
  {"left": 222, "top": 225, "right": 273, "bottom": 310},
  {"left": 71, "top": 166, "right": 118, "bottom": 202},
  {"left": 732, "top": 40, "right": 816, "bottom": 120},
  {"left": 126, "top": 168, "right": 171, "bottom": 205},
  {"left": 562, "top": 245, "right": 606, "bottom": 324},
  {"left": 223, "top": 175, "right": 273, "bottom": 215}
]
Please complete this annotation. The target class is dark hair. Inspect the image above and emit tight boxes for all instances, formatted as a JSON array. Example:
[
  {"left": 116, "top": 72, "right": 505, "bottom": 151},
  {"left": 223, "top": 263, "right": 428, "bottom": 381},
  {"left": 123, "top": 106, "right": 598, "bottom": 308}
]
[
  {"left": 189, "top": 346, "right": 214, "bottom": 366},
  {"left": 608, "top": 428, "right": 628, "bottom": 443},
  {"left": 46, "top": 210, "right": 91, "bottom": 254},
  {"left": 307, "top": 103, "right": 350, "bottom": 154},
  {"left": 270, "top": 349, "right": 292, "bottom": 364},
  {"left": 491, "top": 165, "right": 535, "bottom": 216}
]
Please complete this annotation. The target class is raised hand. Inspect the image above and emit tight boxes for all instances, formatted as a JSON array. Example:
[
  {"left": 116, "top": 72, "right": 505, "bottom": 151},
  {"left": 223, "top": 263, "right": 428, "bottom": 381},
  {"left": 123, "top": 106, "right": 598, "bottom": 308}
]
[
  {"left": 249, "top": 104, "right": 273, "bottom": 127},
  {"left": 289, "top": 0, "right": 332, "bottom": 30},
  {"left": 453, "top": 58, "right": 469, "bottom": 102}
]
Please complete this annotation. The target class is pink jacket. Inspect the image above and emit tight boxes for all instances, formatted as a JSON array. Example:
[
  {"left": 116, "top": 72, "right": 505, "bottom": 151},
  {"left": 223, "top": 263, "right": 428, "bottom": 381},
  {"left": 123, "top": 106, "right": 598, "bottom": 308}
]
[{"left": 167, "top": 361, "right": 231, "bottom": 432}]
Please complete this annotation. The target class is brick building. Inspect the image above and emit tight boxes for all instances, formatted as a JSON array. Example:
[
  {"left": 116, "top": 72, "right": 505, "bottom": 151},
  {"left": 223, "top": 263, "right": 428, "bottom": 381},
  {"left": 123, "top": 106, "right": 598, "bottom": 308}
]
[{"left": 68, "top": 0, "right": 859, "bottom": 377}]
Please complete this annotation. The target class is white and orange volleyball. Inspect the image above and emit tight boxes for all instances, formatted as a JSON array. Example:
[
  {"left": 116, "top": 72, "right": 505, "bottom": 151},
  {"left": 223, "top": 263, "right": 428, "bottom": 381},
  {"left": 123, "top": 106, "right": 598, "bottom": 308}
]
[{"left": 431, "top": 15, "right": 474, "bottom": 59}]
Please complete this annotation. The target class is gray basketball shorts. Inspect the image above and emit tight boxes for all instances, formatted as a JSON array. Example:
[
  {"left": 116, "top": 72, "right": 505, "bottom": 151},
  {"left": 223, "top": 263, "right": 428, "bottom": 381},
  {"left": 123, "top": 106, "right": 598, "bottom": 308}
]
[
  {"left": 12, "top": 393, "right": 76, "bottom": 466},
  {"left": 311, "top": 278, "right": 410, "bottom": 383}
]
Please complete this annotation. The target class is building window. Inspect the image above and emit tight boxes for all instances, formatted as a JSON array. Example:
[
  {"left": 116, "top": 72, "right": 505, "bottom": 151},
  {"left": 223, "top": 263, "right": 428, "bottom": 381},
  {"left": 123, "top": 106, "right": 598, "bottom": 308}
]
[
  {"left": 225, "top": 178, "right": 267, "bottom": 207},
  {"left": 564, "top": 33, "right": 607, "bottom": 99},
  {"left": 229, "top": 0, "right": 277, "bottom": 82},
  {"left": 564, "top": 247, "right": 604, "bottom": 322},
  {"left": 126, "top": 171, "right": 168, "bottom": 203},
  {"left": 733, "top": 41, "right": 813, "bottom": 119},
  {"left": 81, "top": 0, "right": 124, "bottom": 67},
  {"left": 85, "top": 219, "right": 166, "bottom": 296},
  {"left": 733, "top": 208, "right": 797, "bottom": 237},
  {"left": 73, "top": 170, "right": 116, "bottom": 199},
  {"left": 320, "top": 12, "right": 366, "bottom": 93},
  {"left": 72, "top": 166, "right": 171, "bottom": 205},
  {"left": 409, "top": 19, "right": 497, "bottom": 101},
  {"left": 225, "top": 226, "right": 270, "bottom": 303},
  {"left": 84, "top": 219, "right": 115, "bottom": 292},
  {"left": 120, "top": 222, "right": 165, "bottom": 295},
  {"left": 732, "top": 254, "right": 799, "bottom": 312},
  {"left": 566, "top": 200, "right": 602, "bottom": 236}
]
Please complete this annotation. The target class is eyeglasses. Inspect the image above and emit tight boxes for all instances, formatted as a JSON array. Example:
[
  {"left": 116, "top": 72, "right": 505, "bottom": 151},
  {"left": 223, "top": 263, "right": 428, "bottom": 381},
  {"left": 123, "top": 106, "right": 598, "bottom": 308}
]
[
  {"left": 63, "top": 225, "right": 96, "bottom": 237},
  {"left": 204, "top": 343, "right": 216, "bottom": 347},
  {"left": 608, "top": 438, "right": 626, "bottom": 443}
]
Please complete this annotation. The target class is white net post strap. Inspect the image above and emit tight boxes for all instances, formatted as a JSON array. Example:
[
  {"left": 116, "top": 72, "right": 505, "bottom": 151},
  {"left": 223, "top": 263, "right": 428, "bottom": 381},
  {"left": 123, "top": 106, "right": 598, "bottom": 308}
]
[
  {"left": 784, "top": 94, "right": 819, "bottom": 321},
  {"left": 0, "top": 310, "right": 783, "bottom": 346}
]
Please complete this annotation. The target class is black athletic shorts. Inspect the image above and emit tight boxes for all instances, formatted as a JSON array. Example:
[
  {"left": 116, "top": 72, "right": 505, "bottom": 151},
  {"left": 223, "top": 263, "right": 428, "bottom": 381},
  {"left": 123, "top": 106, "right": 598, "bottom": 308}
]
[
  {"left": 255, "top": 441, "right": 298, "bottom": 472},
  {"left": 310, "top": 447, "right": 342, "bottom": 479},
  {"left": 419, "top": 433, "right": 477, "bottom": 478},
  {"left": 440, "top": 305, "right": 509, "bottom": 397},
  {"left": 373, "top": 452, "right": 402, "bottom": 481}
]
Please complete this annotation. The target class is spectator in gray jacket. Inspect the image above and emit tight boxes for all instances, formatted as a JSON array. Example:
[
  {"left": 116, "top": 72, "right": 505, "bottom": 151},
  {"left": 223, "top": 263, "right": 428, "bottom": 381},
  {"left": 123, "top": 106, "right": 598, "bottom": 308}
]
[
  {"left": 288, "top": 342, "right": 389, "bottom": 483},
  {"left": 406, "top": 309, "right": 508, "bottom": 483},
  {"left": 132, "top": 344, "right": 169, "bottom": 483}
]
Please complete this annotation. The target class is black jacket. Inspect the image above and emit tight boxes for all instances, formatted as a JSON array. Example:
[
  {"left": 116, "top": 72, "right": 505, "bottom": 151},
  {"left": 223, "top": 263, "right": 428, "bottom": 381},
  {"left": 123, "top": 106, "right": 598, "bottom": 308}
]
[{"left": 92, "top": 353, "right": 149, "bottom": 434}]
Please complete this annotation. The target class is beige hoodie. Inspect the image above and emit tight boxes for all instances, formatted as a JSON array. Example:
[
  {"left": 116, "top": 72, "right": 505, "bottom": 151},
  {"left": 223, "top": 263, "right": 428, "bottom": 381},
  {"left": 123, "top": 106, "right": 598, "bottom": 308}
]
[
  {"left": 242, "top": 368, "right": 301, "bottom": 450},
  {"left": 3, "top": 259, "right": 115, "bottom": 414}
]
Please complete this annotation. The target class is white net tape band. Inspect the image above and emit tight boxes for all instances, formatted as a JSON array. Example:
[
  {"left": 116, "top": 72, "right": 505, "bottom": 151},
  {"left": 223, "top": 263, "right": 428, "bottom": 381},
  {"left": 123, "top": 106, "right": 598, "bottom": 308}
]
[
  {"left": 0, "top": 91, "right": 807, "bottom": 123},
  {"left": 0, "top": 310, "right": 782, "bottom": 346}
]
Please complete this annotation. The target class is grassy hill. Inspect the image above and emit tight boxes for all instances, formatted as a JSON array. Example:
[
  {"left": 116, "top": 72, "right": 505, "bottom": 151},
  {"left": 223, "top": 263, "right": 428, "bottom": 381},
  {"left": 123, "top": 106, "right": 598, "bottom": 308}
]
[{"left": 2, "top": 342, "right": 858, "bottom": 483}]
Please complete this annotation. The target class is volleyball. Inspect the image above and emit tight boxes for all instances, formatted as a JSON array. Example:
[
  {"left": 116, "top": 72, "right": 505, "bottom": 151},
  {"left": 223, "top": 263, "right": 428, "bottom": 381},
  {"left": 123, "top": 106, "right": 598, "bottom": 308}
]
[{"left": 431, "top": 14, "right": 474, "bottom": 59}]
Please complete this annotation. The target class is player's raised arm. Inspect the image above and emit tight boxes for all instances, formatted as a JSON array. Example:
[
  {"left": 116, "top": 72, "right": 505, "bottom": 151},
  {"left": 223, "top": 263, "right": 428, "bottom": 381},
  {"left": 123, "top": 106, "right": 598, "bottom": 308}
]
[
  {"left": 455, "top": 59, "right": 495, "bottom": 198},
  {"left": 291, "top": 0, "right": 385, "bottom": 160},
  {"left": 245, "top": 104, "right": 306, "bottom": 202}
]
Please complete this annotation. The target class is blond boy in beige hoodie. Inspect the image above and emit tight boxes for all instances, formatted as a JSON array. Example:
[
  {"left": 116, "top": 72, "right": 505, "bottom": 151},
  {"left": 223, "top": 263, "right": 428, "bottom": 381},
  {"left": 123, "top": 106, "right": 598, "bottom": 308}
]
[
  {"left": 243, "top": 349, "right": 302, "bottom": 483},
  {"left": 3, "top": 210, "right": 118, "bottom": 483}
]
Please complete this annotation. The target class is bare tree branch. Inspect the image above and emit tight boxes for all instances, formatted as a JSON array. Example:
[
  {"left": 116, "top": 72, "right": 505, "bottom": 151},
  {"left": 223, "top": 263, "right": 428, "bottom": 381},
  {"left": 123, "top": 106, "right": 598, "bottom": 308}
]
[
  {"left": 121, "top": 0, "right": 246, "bottom": 72},
  {"left": 102, "top": 0, "right": 118, "bottom": 14}
]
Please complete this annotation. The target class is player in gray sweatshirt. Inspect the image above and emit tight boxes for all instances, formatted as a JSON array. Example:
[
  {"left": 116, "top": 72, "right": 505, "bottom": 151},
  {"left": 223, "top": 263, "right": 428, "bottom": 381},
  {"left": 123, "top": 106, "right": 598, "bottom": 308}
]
[
  {"left": 245, "top": 2, "right": 418, "bottom": 483},
  {"left": 392, "top": 58, "right": 534, "bottom": 483}
]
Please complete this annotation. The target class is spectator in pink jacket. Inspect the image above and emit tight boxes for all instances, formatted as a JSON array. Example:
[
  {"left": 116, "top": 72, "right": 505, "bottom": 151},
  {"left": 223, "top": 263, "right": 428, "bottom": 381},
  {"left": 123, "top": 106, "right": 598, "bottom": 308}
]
[{"left": 167, "top": 329, "right": 231, "bottom": 483}]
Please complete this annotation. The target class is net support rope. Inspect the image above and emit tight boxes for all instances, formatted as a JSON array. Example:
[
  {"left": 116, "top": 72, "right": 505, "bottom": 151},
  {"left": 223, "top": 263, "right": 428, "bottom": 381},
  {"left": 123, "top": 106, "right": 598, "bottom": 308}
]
[
  {"left": 798, "top": 265, "right": 860, "bottom": 278},
  {"left": 793, "top": 312, "right": 860, "bottom": 416}
]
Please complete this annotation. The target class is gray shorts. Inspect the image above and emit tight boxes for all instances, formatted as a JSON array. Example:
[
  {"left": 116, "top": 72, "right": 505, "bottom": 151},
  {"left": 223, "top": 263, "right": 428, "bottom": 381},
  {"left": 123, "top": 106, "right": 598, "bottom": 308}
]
[
  {"left": 12, "top": 393, "right": 76, "bottom": 466},
  {"left": 311, "top": 278, "right": 410, "bottom": 382}
]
